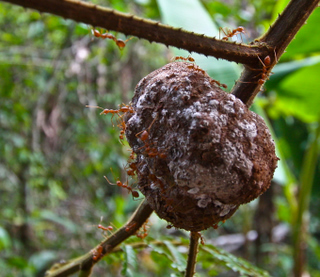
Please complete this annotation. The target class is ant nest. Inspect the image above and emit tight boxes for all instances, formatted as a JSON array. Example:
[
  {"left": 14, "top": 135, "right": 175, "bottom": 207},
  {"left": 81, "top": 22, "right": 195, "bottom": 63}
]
[{"left": 125, "top": 62, "right": 278, "bottom": 231}]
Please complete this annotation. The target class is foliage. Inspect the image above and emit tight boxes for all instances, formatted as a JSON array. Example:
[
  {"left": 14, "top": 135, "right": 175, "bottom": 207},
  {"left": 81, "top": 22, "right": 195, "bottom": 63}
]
[{"left": 0, "top": 0, "right": 319, "bottom": 276}]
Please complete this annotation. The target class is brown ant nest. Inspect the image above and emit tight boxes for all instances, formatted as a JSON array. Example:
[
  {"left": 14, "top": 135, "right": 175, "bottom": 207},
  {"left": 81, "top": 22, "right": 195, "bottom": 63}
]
[{"left": 125, "top": 62, "right": 278, "bottom": 231}]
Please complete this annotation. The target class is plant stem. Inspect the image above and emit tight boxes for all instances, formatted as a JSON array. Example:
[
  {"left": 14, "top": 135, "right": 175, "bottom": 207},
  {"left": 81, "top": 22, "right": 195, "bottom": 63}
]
[
  {"left": 185, "top": 231, "right": 201, "bottom": 277},
  {"left": 293, "top": 122, "right": 320, "bottom": 277},
  {"left": 45, "top": 200, "right": 153, "bottom": 277}
]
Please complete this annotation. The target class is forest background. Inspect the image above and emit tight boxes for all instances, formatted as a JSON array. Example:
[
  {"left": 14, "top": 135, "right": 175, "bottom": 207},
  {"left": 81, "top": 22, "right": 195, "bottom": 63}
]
[{"left": 0, "top": 0, "right": 320, "bottom": 276}]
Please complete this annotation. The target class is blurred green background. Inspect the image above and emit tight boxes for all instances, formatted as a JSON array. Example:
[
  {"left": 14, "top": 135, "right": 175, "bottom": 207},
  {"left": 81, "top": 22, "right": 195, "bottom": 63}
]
[{"left": 0, "top": 0, "right": 319, "bottom": 276}]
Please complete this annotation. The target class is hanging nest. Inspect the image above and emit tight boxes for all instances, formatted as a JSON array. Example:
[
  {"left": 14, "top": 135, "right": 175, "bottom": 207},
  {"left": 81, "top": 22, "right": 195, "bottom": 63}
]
[{"left": 124, "top": 62, "right": 278, "bottom": 232}]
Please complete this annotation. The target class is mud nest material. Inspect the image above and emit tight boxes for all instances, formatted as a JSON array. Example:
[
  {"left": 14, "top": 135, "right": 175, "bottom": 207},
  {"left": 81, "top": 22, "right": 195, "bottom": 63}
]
[{"left": 125, "top": 62, "right": 278, "bottom": 232}]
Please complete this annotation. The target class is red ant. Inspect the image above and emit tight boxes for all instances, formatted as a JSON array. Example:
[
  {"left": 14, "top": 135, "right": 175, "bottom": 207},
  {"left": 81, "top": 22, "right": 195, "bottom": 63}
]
[
  {"left": 100, "top": 103, "right": 134, "bottom": 116},
  {"left": 128, "top": 149, "right": 136, "bottom": 161},
  {"left": 92, "top": 245, "right": 104, "bottom": 261},
  {"left": 85, "top": 105, "right": 120, "bottom": 126},
  {"left": 256, "top": 55, "right": 271, "bottom": 85},
  {"left": 98, "top": 224, "right": 113, "bottom": 232},
  {"left": 187, "top": 64, "right": 206, "bottom": 75},
  {"left": 86, "top": 103, "right": 134, "bottom": 127},
  {"left": 118, "top": 120, "right": 127, "bottom": 143},
  {"left": 93, "top": 217, "right": 114, "bottom": 237},
  {"left": 171, "top": 56, "right": 195, "bottom": 63},
  {"left": 197, "top": 232, "right": 205, "bottom": 245},
  {"left": 104, "top": 175, "right": 139, "bottom": 198},
  {"left": 91, "top": 28, "right": 133, "bottom": 50},
  {"left": 125, "top": 221, "right": 137, "bottom": 232},
  {"left": 136, "top": 220, "right": 150, "bottom": 239},
  {"left": 210, "top": 79, "right": 228, "bottom": 89},
  {"left": 92, "top": 28, "right": 116, "bottom": 40},
  {"left": 135, "top": 117, "right": 167, "bottom": 159},
  {"left": 238, "top": 55, "right": 272, "bottom": 86},
  {"left": 125, "top": 160, "right": 138, "bottom": 177},
  {"left": 219, "top": 26, "right": 245, "bottom": 41},
  {"left": 212, "top": 223, "right": 219, "bottom": 229}
]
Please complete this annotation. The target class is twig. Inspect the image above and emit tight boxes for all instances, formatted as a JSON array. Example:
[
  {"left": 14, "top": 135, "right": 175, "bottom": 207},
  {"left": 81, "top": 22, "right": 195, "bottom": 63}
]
[
  {"left": 45, "top": 200, "right": 153, "bottom": 277},
  {"left": 1, "top": 0, "right": 266, "bottom": 66},
  {"left": 185, "top": 231, "right": 201, "bottom": 277}
]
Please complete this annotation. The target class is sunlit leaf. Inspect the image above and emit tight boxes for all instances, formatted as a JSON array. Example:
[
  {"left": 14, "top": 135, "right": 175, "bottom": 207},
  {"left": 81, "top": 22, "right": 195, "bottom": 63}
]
[
  {"left": 164, "top": 240, "right": 186, "bottom": 272},
  {"left": 0, "top": 226, "right": 11, "bottom": 250},
  {"left": 274, "top": 62, "right": 320, "bottom": 122},
  {"left": 282, "top": 9, "right": 320, "bottom": 59},
  {"left": 201, "top": 244, "right": 271, "bottom": 277},
  {"left": 121, "top": 245, "right": 137, "bottom": 277},
  {"left": 156, "top": 0, "right": 241, "bottom": 89},
  {"left": 267, "top": 55, "right": 320, "bottom": 89},
  {"left": 40, "top": 210, "right": 78, "bottom": 233},
  {"left": 29, "top": 250, "right": 57, "bottom": 272}
]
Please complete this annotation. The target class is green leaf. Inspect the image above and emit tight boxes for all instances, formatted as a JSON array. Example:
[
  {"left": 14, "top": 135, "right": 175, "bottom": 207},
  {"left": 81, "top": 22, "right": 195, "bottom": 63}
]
[
  {"left": 0, "top": 226, "right": 11, "bottom": 250},
  {"left": 267, "top": 55, "right": 320, "bottom": 89},
  {"left": 39, "top": 210, "right": 78, "bottom": 233},
  {"left": 274, "top": 62, "right": 320, "bottom": 122},
  {"left": 201, "top": 244, "right": 271, "bottom": 277},
  {"left": 29, "top": 250, "right": 57, "bottom": 272},
  {"left": 156, "top": 0, "right": 241, "bottom": 90},
  {"left": 121, "top": 245, "right": 137, "bottom": 277},
  {"left": 282, "top": 8, "right": 320, "bottom": 59},
  {"left": 163, "top": 240, "right": 186, "bottom": 272}
]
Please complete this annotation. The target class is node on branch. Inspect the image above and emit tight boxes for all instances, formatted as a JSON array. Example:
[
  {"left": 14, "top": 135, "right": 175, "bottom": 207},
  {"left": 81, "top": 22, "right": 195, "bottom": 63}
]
[{"left": 125, "top": 62, "right": 278, "bottom": 231}]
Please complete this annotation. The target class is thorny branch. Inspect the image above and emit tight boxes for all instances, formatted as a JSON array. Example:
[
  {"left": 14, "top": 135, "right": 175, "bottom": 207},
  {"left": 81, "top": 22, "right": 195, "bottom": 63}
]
[
  {"left": 1, "top": 0, "right": 319, "bottom": 276},
  {"left": 1, "top": 0, "right": 267, "bottom": 66},
  {"left": 45, "top": 200, "right": 153, "bottom": 277},
  {"left": 1, "top": 0, "right": 319, "bottom": 107}
]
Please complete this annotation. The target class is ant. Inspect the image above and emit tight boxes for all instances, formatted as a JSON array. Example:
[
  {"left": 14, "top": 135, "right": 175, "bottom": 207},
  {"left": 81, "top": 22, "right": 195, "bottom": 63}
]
[
  {"left": 118, "top": 120, "right": 127, "bottom": 143},
  {"left": 219, "top": 26, "right": 245, "bottom": 41},
  {"left": 136, "top": 220, "right": 150, "bottom": 239},
  {"left": 187, "top": 64, "right": 206, "bottom": 75},
  {"left": 93, "top": 216, "right": 114, "bottom": 237},
  {"left": 187, "top": 65, "right": 228, "bottom": 89},
  {"left": 125, "top": 158, "right": 139, "bottom": 178},
  {"left": 135, "top": 117, "right": 167, "bottom": 159},
  {"left": 85, "top": 105, "right": 121, "bottom": 126},
  {"left": 86, "top": 103, "right": 134, "bottom": 127},
  {"left": 212, "top": 223, "right": 219, "bottom": 229},
  {"left": 91, "top": 28, "right": 133, "bottom": 50},
  {"left": 98, "top": 224, "right": 113, "bottom": 232},
  {"left": 104, "top": 175, "right": 139, "bottom": 198},
  {"left": 171, "top": 56, "right": 195, "bottom": 63},
  {"left": 197, "top": 232, "right": 205, "bottom": 245},
  {"left": 92, "top": 28, "right": 116, "bottom": 40},
  {"left": 92, "top": 245, "right": 104, "bottom": 261},
  {"left": 210, "top": 79, "right": 228, "bottom": 89},
  {"left": 256, "top": 55, "right": 271, "bottom": 85},
  {"left": 238, "top": 55, "right": 272, "bottom": 86},
  {"left": 125, "top": 221, "right": 137, "bottom": 232},
  {"left": 100, "top": 103, "right": 134, "bottom": 116}
]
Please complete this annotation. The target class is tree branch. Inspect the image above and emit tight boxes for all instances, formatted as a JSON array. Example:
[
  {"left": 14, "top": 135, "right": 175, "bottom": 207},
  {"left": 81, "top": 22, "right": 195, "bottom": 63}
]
[
  {"left": 232, "top": 0, "right": 320, "bottom": 106},
  {"left": 2, "top": 0, "right": 318, "bottom": 107},
  {"left": 1, "top": 0, "right": 266, "bottom": 66},
  {"left": 45, "top": 200, "right": 153, "bottom": 277}
]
